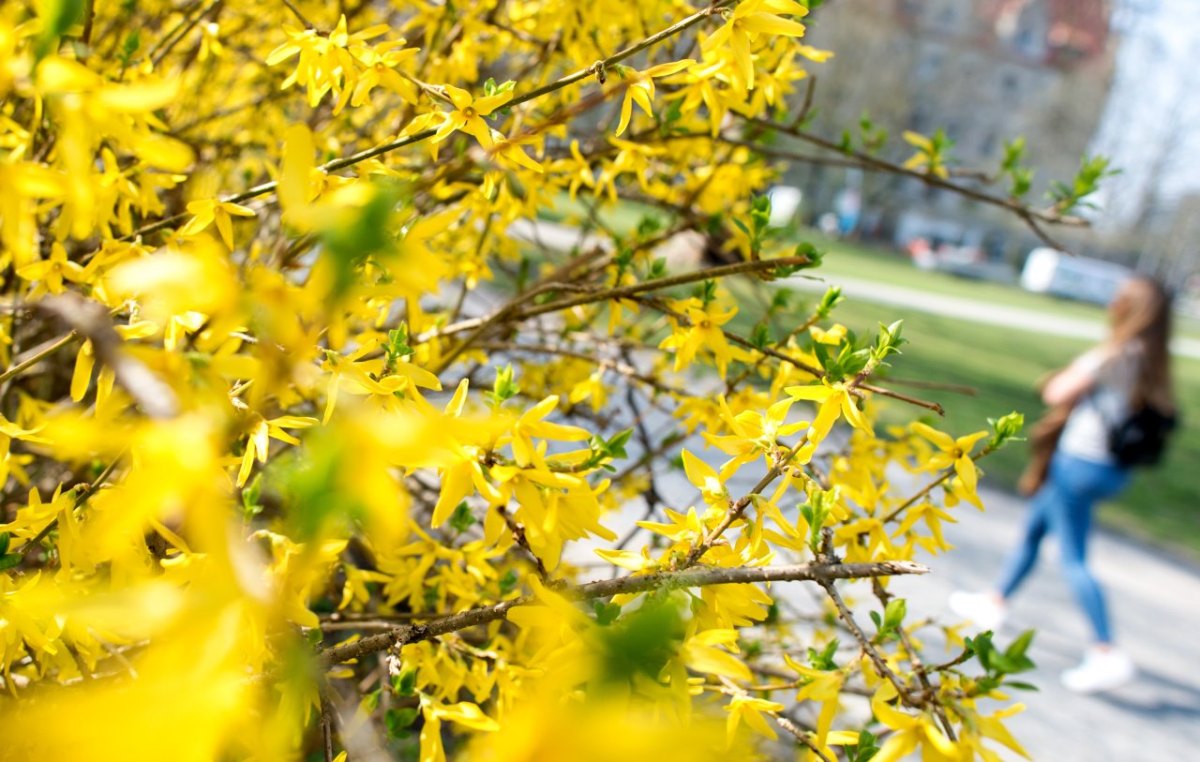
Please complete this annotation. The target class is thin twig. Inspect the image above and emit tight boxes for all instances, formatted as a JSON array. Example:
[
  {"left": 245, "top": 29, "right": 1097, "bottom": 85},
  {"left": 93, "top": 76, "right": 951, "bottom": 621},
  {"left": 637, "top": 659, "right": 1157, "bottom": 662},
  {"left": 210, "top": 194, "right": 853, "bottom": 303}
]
[
  {"left": 39, "top": 294, "right": 179, "bottom": 418},
  {"left": 872, "top": 578, "right": 957, "bottom": 741},
  {"left": 19, "top": 455, "right": 123, "bottom": 560},
  {"left": 419, "top": 255, "right": 812, "bottom": 346},
  {"left": 740, "top": 115, "right": 1084, "bottom": 250},
  {"left": 881, "top": 445, "right": 996, "bottom": 525},
  {"left": 0, "top": 332, "right": 78, "bottom": 386},
  {"left": 319, "top": 559, "right": 928, "bottom": 665},
  {"left": 280, "top": 0, "right": 315, "bottom": 28}
]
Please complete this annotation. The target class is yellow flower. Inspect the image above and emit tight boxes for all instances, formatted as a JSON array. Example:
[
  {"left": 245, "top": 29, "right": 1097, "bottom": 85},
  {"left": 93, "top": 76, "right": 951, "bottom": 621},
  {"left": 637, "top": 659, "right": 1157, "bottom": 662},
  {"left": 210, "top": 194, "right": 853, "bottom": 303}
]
[
  {"left": 659, "top": 299, "right": 740, "bottom": 377},
  {"left": 16, "top": 242, "right": 87, "bottom": 294},
  {"left": 432, "top": 85, "right": 513, "bottom": 149},
  {"left": 784, "top": 652, "right": 845, "bottom": 748},
  {"left": 785, "top": 381, "right": 873, "bottom": 446},
  {"left": 702, "top": 0, "right": 810, "bottom": 92},
  {"left": 681, "top": 447, "right": 729, "bottom": 507},
  {"left": 869, "top": 683, "right": 960, "bottom": 762},
  {"left": 725, "top": 694, "right": 784, "bottom": 746},
  {"left": 235, "top": 413, "right": 318, "bottom": 487},
  {"left": 902, "top": 130, "right": 951, "bottom": 179},
  {"left": 614, "top": 59, "right": 693, "bottom": 136},
  {"left": 179, "top": 199, "right": 256, "bottom": 249},
  {"left": 910, "top": 422, "right": 988, "bottom": 493},
  {"left": 702, "top": 397, "right": 808, "bottom": 479}
]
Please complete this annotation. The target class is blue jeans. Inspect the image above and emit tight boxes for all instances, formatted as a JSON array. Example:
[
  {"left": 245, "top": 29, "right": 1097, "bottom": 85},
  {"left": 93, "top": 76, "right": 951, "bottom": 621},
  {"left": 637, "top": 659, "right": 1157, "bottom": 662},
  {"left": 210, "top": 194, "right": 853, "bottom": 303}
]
[{"left": 996, "top": 451, "right": 1130, "bottom": 643}]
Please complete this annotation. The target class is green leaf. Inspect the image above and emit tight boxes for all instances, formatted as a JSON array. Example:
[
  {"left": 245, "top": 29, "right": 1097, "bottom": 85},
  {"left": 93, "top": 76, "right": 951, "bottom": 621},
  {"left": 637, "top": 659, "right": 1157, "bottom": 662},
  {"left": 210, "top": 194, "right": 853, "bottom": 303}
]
[
  {"left": 971, "top": 631, "right": 995, "bottom": 671},
  {"left": 0, "top": 553, "right": 23, "bottom": 571},
  {"left": 1005, "top": 628, "right": 1035, "bottom": 660},
  {"left": 648, "top": 257, "right": 667, "bottom": 279},
  {"left": 384, "top": 707, "right": 419, "bottom": 737},
  {"left": 593, "top": 601, "right": 622, "bottom": 626},
  {"left": 607, "top": 428, "right": 634, "bottom": 458},
  {"left": 241, "top": 472, "right": 264, "bottom": 519},
  {"left": 599, "top": 595, "right": 686, "bottom": 683},
  {"left": 0, "top": 532, "right": 9, "bottom": 556},
  {"left": 988, "top": 411, "right": 1025, "bottom": 449},
  {"left": 449, "top": 501, "right": 475, "bottom": 533},
  {"left": 750, "top": 322, "right": 770, "bottom": 349},
  {"left": 882, "top": 598, "right": 907, "bottom": 632},
  {"left": 35, "top": 0, "right": 86, "bottom": 60},
  {"left": 487, "top": 364, "right": 519, "bottom": 407},
  {"left": 393, "top": 669, "right": 418, "bottom": 697},
  {"left": 849, "top": 729, "right": 880, "bottom": 762},
  {"left": 319, "top": 180, "right": 406, "bottom": 301},
  {"left": 816, "top": 285, "right": 843, "bottom": 317},
  {"left": 362, "top": 689, "right": 381, "bottom": 713},
  {"left": 1003, "top": 680, "right": 1040, "bottom": 691},
  {"left": 119, "top": 29, "right": 140, "bottom": 65},
  {"left": 807, "top": 638, "right": 839, "bottom": 670},
  {"left": 498, "top": 569, "right": 519, "bottom": 595}
]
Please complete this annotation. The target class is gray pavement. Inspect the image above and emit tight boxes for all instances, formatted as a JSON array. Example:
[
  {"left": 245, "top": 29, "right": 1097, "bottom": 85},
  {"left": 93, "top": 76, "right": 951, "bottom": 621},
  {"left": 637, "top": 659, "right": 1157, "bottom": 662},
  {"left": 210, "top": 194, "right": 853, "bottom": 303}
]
[{"left": 896, "top": 483, "right": 1200, "bottom": 760}]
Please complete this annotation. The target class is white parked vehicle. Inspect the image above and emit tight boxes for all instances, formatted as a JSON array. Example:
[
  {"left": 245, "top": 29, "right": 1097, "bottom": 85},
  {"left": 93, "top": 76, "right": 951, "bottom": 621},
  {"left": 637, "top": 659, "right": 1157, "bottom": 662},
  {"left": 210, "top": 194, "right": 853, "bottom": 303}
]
[{"left": 1020, "top": 247, "right": 1131, "bottom": 305}]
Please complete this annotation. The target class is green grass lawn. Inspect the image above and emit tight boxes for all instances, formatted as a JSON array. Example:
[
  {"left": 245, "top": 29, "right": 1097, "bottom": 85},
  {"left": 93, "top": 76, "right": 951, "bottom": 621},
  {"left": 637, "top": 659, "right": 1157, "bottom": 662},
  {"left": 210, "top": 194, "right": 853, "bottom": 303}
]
[
  {"left": 789, "top": 228, "right": 1200, "bottom": 342},
  {"left": 741, "top": 287, "right": 1200, "bottom": 561}
]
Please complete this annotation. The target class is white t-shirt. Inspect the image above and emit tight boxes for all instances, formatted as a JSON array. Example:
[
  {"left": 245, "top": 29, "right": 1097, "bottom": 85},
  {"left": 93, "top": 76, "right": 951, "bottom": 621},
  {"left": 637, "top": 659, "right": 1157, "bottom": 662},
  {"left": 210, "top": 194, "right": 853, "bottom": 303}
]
[{"left": 1058, "top": 343, "right": 1141, "bottom": 464}]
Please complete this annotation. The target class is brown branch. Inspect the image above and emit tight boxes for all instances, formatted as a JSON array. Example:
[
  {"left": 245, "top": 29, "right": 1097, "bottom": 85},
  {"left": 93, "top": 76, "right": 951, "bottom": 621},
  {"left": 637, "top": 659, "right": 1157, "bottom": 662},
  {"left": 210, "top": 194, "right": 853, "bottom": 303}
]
[
  {"left": 775, "top": 712, "right": 834, "bottom": 762},
  {"left": 280, "top": 0, "right": 315, "bottom": 28},
  {"left": 814, "top": 537, "right": 915, "bottom": 707},
  {"left": 318, "top": 559, "right": 928, "bottom": 666},
  {"left": 497, "top": 505, "right": 550, "bottom": 581},
  {"left": 0, "top": 332, "right": 78, "bottom": 386},
  {"left": 431, "top": 281, "right": 595, "bottom": 373},
  {"left": 740, "top": 115, "right": 1086, "bottom": 250},
  {"left": 39, "top": 294, "right": 179, "bottom": 419},
  {"left": 418, "top": 255, "right": 812, "bottom": 347},
  {"left": 683, "top": 439, "right": 807, "bottom": 567},
  {"left": 480, "top": 341, "right": 683, "bottom": 396},
  {"left": 872, "top": 578, "right": 956, "bottom": 741},
  {"left": 635, "top": 294, "right": 946, "bottom": 415},
  {"left": 507, "top": 1, "right": 733, "bottom": 110}
]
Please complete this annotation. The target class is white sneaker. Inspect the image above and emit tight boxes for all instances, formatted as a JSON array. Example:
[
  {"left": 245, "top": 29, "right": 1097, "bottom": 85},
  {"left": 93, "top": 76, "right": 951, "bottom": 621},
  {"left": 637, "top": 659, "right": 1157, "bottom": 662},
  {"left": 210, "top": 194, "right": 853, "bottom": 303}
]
[
  {"left": 948, "top": 591, "right": 1006, "bottom": 631},
  {"left": 1061, "top": 647, "right": 1135, "bottom": 694}
]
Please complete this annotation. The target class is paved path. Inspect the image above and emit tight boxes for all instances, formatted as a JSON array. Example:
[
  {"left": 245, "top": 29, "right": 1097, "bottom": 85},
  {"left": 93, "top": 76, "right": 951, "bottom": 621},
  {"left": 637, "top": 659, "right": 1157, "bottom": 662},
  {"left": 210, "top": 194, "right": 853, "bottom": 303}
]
[
  {"left": 897, "top": 483, "right": 1200, "bottom": 760},
  {"left": 786, "top": 274, "right": 1200, "bottom": 360}
]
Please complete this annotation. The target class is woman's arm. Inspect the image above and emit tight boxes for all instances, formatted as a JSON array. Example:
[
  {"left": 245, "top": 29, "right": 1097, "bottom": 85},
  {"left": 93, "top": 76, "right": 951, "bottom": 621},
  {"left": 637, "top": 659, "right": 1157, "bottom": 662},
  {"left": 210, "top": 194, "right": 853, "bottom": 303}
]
[{"left": 1041, "top": 348, "right": 1107, "bottom": 406}]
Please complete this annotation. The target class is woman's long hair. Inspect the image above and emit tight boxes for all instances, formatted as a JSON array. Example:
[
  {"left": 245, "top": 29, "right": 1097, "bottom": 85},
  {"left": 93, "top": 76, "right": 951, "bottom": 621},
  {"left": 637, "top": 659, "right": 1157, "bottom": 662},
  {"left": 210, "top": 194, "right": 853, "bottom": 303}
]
[{"left": 1108, "top": 276, "right": 1174, "bottom": 412}]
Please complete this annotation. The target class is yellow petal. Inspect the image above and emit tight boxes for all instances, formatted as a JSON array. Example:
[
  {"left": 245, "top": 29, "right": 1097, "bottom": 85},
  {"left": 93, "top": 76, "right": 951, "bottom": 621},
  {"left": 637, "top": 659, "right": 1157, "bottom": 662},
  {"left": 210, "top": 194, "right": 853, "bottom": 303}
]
[
  {"left": 96, "top": 78, "right": 179, "bottom": 112},
  {"left": 474, "top": 91, "right": 512, "bottom": 116}
]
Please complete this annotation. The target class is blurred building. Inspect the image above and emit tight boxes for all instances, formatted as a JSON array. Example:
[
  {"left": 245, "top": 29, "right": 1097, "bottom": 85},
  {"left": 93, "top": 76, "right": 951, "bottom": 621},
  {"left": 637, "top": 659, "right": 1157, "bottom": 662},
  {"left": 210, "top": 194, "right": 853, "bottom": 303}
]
[{"left": 785, "top": 0, "right": 1116, "bottom": 265}]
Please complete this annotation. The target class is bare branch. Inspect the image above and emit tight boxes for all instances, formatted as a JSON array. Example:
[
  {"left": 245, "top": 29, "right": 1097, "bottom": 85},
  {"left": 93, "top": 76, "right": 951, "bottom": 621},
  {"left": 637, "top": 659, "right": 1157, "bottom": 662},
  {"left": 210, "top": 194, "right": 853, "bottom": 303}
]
[
  {"left": 319, "top": 560, "right": 928, "bottom": 666},
  {"left": 39, "top": 294, "right": 179, "bottom": 419}
]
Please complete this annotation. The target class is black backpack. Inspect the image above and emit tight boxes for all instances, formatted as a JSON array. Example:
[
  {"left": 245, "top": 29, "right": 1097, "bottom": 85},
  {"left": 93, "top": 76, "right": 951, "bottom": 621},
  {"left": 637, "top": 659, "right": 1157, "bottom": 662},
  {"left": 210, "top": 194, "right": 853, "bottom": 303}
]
[{"left": 1107, "top": 405, "right": 1177, "bottom": 467}]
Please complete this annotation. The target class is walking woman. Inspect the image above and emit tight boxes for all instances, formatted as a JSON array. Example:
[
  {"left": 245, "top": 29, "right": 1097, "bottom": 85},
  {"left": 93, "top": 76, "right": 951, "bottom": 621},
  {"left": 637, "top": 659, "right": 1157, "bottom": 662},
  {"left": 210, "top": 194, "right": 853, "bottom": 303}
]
[{"left": 950, "top": 276, "right": 1176, "bottom": 693}]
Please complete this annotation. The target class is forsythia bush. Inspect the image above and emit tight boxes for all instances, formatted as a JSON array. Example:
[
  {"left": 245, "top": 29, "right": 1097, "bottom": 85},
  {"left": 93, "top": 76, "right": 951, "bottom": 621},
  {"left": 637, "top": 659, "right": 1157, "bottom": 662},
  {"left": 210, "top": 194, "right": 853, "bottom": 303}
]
[{"left": 0, "top": 0, "right": 1087, "bottom": 759}]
